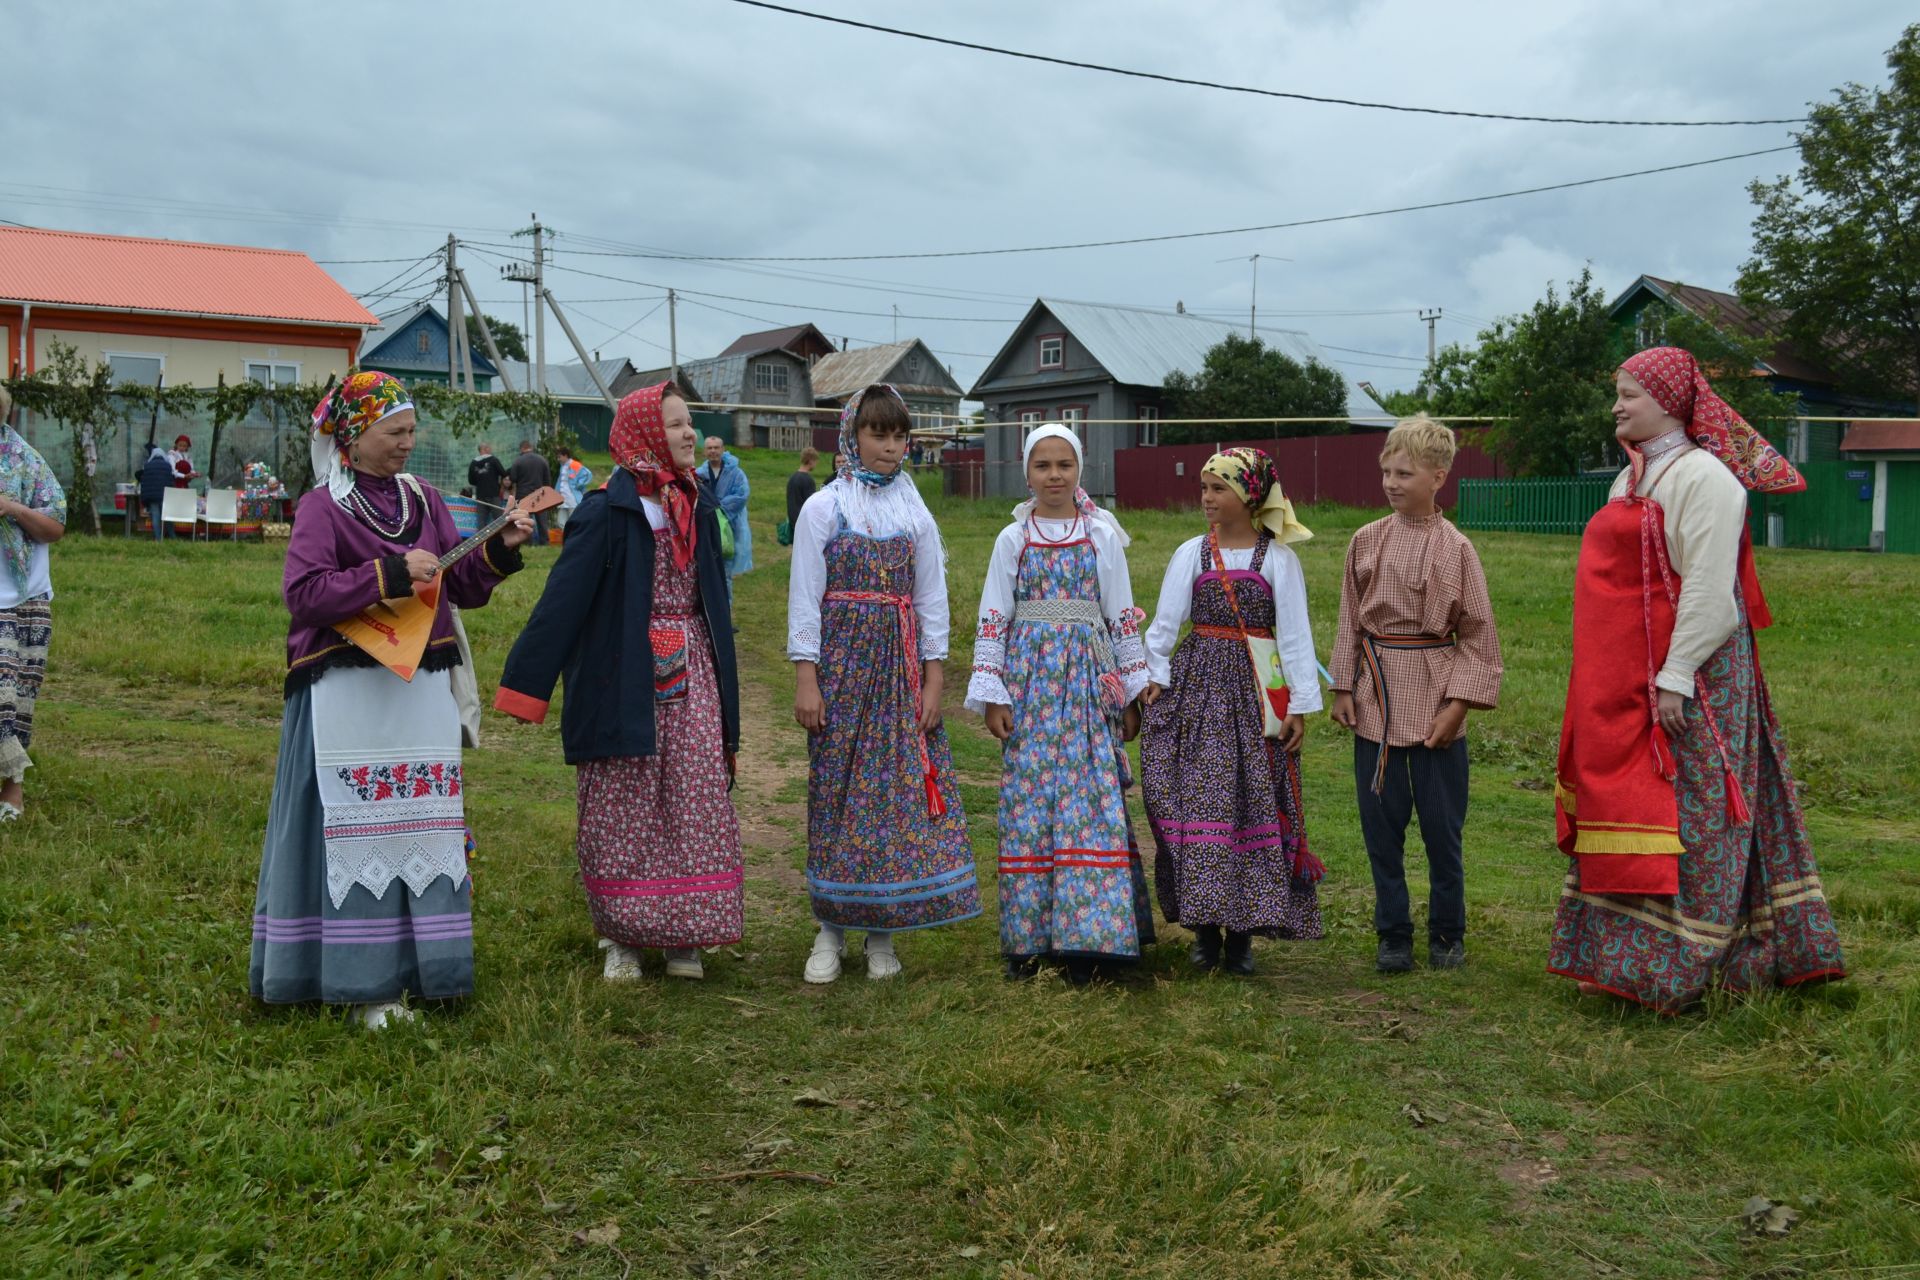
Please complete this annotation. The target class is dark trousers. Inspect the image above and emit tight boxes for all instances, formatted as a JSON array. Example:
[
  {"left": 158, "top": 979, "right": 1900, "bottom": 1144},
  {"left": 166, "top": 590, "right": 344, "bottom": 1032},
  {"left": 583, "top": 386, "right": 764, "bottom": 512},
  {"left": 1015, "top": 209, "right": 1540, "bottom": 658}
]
[{"left": 1353, "top": 737, "right": 1469, "bottom": 945}]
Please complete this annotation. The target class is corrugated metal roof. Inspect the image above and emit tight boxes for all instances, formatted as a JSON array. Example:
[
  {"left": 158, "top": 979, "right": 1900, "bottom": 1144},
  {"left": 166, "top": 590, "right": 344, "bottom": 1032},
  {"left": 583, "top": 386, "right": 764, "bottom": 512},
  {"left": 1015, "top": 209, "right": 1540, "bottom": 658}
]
[
  {"left": 1839, "top": 419, "right": 1920, "bottom": 452},
  {"left": 994, "top": 299, "right": 1382, "bottom": 422},
  {"left": 0, "top": 225, "right": 375, "bottom": 326},
  {"left": 809, "top": 339, "right": 962, "bottom": 402},
  {"left": 494, "top": 357, "right": 628, "bottom": 402}
]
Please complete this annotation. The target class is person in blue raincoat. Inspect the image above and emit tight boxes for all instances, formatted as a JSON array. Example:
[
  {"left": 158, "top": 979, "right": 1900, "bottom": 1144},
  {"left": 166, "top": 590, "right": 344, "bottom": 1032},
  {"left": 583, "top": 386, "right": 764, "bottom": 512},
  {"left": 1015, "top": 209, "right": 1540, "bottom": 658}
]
[{"left": 701, "top": 436, "right": 752, "bottom": 614}]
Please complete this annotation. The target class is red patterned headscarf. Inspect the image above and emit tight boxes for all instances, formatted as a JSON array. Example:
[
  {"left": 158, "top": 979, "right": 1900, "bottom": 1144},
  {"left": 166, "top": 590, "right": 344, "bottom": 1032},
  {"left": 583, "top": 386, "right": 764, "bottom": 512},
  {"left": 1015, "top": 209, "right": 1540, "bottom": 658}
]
[
  {"left": 1619, "top": 347, "right": 1805, "bottom": 494},
  {"left": 611, "top": 382, "right": 699, "bottom": 570}
]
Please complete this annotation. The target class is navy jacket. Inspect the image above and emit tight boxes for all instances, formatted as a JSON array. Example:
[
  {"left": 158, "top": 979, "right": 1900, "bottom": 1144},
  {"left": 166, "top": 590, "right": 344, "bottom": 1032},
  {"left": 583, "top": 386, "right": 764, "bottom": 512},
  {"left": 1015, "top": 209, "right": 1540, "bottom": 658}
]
[
  {"left": 139, "top": 450, "right": 172, "bottom": 506},
  {"left": 495, "top": 468, "right": 739, "bottom": 763}
]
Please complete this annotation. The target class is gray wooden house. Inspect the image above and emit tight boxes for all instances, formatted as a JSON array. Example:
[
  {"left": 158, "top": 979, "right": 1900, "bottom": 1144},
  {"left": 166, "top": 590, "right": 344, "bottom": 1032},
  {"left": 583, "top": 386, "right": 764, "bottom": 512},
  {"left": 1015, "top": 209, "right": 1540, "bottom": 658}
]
[
  {"left": 809, "top": 338, "right": 964, "bottom": 431},
  {"left": 635, "top": 344, "right": 817, "bottom": 449},
  {"left": 968, "top": 298, "right": 1378, "bottom": 498}
]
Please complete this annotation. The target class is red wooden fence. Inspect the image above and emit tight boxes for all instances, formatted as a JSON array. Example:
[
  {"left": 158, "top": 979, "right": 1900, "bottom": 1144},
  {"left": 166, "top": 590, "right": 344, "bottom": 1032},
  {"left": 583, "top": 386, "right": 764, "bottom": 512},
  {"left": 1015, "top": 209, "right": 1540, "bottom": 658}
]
[{"left": 1113, "top": 430, "right": 1506, "bottom": 510}]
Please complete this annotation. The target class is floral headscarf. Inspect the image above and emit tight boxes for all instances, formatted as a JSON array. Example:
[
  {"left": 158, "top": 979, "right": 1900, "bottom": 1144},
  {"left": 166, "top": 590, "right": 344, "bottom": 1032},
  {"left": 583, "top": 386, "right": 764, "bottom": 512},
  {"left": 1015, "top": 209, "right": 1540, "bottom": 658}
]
[
  {"left": 610, "top": 382, "right": 699, "bottom": 570},
  {"left": 0, "top": 426, "right": 67, "bottom": 592},
  {"left": 310, "top": 371, "right": 413, "bottom": 503},
  {"left": 1201, "top": 446, "right": 1312, "bottom": 545},
  {"left": 1619, "top": 347, "right": 1805, "bottom": 494},
  {"left": 837, "top": 383, "right": 909, "bottom": 488}
]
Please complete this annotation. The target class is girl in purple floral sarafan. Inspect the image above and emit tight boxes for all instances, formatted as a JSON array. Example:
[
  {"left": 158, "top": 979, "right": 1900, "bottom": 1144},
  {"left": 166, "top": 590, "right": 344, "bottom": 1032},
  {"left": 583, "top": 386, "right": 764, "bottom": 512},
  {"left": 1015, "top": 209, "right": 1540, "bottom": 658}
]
[
  {"left": 967, "top": 425, "right": 1154, "bottom": 985},
  {"left": 788, "top": 384, "right": 978, "bottom": 983},
  {"left": 1141, "top": 447, "right": 1325, "bottom": 976}
]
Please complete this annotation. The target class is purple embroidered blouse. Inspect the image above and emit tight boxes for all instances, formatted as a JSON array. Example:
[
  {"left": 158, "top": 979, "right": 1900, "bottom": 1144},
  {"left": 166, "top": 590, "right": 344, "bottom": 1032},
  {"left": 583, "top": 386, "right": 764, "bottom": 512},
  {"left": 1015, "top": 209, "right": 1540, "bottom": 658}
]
[{"left": 282, "top": 474, "right": 521, "bottom": 690}]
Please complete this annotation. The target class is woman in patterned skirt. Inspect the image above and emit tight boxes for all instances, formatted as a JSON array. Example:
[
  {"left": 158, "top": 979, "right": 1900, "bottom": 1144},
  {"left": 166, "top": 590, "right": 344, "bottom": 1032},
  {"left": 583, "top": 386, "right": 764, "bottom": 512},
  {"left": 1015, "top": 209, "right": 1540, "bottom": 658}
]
[
  {"left": 0, "top": 383, "right": 65, "bottom": 822},
  {"left": 1142, "top": 448, "right": 1325, "bottom": 976},
  {"left": 497, "top": 382, "right": 743, "bottom": 983},
  {"left": 1549, "top": 347, "right": 1845, "bottom": 1012},
  {"left": 788, "top": 384, "right": 978, "bottom": 983},
  {"left": 251, "top": 372, "right": 532, "bottom": 1029},
  {"left": 967, "top": 424, "right": 1153, "bottom": 984}
]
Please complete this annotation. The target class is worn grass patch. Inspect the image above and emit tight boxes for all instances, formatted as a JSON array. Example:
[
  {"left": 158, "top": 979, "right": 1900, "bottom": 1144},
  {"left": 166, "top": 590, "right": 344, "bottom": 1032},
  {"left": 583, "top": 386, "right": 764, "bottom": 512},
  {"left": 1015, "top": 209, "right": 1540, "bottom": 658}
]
[{"left": 4, "top": 451, "right": 1917, "bottom": 1277}]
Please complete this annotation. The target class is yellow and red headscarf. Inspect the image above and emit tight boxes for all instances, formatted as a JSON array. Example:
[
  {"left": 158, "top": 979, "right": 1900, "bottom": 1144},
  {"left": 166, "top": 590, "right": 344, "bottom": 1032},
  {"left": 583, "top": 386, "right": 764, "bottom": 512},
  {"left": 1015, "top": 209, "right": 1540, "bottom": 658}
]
[
  {"left": 611, "top": 382, "right": 700, "bottom": 571},
  {"left": 310, "top": 370, "right": 413, "bottom": 503},
  {"left": 1201, "top": 446, "right": 1312, "bottom": 544},
  {"left": 1619, "top": 347, "right": 1804, "bottom": 494}
]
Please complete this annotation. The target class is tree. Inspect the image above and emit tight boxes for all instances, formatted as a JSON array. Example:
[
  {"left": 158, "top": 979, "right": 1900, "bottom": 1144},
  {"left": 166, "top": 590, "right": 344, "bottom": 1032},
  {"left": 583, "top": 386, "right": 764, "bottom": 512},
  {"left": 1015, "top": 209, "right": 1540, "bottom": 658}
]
[
  {"left": 467, "top": 314, "right": 527, "bottom": 362},
  {"left": 1159, "top": 334, "right": 1349, "bottom": 445},
  {"left": 1739, "top": 23, "right": 1920, "bottom": 402}
]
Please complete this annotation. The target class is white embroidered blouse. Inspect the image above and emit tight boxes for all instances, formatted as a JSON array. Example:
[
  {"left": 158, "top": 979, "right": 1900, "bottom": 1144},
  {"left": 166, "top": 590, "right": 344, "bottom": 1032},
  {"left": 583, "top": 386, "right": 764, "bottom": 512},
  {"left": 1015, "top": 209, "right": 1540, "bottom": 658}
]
[
  {"left": 1609, "top": 446, "right": 1748, "bottom": 697},
  {"left": 785, "top": 482, "right": 950, "bottom": 663},
  {"left": 1143, "top": 534, "right": 1324, "bottom": 715},
  {"left": 963, "top": 515, "right": 1150, "bottom": 714}
]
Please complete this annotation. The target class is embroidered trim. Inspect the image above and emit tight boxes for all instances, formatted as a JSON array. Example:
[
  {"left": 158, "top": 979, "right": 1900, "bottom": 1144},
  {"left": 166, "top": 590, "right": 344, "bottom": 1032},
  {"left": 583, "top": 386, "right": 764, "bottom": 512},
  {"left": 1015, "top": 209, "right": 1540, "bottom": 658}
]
[{"left": 334, "top": 760, "right": 462, "bottom": 803}]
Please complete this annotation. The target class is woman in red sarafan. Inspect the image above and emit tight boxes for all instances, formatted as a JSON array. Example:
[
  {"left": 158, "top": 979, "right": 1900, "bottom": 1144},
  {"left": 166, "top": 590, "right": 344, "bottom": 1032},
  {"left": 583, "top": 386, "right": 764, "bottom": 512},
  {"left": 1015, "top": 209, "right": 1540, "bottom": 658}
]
[{"left": 1548, "top": 346, "right": 1846, "bottom": 1013}]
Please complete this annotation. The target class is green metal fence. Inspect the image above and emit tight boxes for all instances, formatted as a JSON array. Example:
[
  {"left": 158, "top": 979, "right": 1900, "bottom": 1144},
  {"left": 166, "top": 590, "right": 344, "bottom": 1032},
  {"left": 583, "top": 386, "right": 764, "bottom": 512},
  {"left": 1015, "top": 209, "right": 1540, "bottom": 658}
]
[
  {"left": 1455, "top": 476, "right": 1615, "bottom": 534},
  {"left": 1881, "top": 461, "right": 1920, "bottom": 554},
  {"left": 1749, "top": 459, "right": 1876, "bottom": 551}
]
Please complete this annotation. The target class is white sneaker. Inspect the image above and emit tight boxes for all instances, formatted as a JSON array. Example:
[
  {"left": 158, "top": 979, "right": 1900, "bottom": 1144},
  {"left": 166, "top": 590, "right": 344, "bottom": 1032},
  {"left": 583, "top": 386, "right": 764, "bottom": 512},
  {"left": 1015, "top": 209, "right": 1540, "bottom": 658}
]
[
  {"left": 803, "top": 929, "right": 844, "bottom": 984},
  {"left": 664, "top": 948, "right": 704, "bottom": 980},
  {"left": 600, "top": 939, "right": 643, "bottom": 983},
  {"left": 357, "top": 1000, "right": 416, "bottom": 1030},
  {"left": 865, "top": 934, "right": 902, "bottom": 981}
]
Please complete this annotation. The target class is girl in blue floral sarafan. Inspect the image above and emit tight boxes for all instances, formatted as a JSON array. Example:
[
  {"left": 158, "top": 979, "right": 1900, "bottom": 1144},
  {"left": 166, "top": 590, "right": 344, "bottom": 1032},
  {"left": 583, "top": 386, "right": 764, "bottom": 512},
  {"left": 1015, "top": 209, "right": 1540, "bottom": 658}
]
[
  {"left": 967, "top": 425, "right": 1154, "bottom": 984},
  {"left": 787, "top": 384, "right": 978, "bottom": 983}
]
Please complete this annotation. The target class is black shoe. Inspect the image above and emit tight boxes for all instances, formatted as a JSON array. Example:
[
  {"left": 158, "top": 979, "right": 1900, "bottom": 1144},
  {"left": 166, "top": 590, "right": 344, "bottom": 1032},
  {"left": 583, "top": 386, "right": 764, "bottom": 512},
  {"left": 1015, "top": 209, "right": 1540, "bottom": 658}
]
[
  {"left": 1004, "top": 955, "right": 1040, "bottom": 981},
  {"left": 1222, "top": 930, "right": 1256, "bottom": 976},
  {"left": 1430, "top": 939, "right": 1466, "bottom": 970},
  {"left": 1189, "top": 925, "right": 1223, "bottom": 971},
  {"left": 1376, "top": 939, "right": 1415, "bottom": 973},
  {"left": 1064, "top": 957, "right": 1097, "bottom": 986}
]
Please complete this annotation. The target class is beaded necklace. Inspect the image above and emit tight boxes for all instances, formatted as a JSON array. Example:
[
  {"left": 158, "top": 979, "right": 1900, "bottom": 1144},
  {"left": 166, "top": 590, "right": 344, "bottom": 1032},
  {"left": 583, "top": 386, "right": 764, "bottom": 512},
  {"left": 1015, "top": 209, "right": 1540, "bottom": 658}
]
[{"left": 346, "top": 477, "right": 413, "bottom": 540}]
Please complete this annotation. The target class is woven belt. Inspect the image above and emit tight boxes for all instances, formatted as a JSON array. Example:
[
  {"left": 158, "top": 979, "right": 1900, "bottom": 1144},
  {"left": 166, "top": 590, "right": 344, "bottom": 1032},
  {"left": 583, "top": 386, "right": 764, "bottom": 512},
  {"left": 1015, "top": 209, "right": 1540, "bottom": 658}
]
[
  {"left": 1192, "top": 622, "right": 1273, "bottom": 640},
  {"left": 1012, "top": 596, "right": 1122, "bottom": 705},
  {"left": 1360, "top": 632, "right": 1454, "bottom": 793}
]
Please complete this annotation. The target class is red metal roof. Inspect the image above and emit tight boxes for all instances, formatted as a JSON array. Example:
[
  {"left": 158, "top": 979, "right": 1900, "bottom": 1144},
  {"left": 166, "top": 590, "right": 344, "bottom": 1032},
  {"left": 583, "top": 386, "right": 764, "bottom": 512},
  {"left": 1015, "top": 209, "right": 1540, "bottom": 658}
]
[
  {"left": 1840, "top": 419, "right": 1920, "bottom": 452},
  {"left": 0, "top": 226, "right": 376, "bottom": 327}
]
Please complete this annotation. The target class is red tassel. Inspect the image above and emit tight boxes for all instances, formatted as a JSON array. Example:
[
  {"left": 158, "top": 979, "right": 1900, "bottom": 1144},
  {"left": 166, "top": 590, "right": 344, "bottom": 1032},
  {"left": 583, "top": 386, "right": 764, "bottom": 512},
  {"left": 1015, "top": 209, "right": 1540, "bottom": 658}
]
[
  {"left": 1725, "top": 767, "right": 1751, "bottom": 825},
  {"left": 1294, "top": 848, "right": 1326, "bottom": 884},
  {"left": 924, "top": 768, "right": 947, "bottom": 818},
  {"left": 1650, "top": 726, "right": 1677, "bottom": 781}
]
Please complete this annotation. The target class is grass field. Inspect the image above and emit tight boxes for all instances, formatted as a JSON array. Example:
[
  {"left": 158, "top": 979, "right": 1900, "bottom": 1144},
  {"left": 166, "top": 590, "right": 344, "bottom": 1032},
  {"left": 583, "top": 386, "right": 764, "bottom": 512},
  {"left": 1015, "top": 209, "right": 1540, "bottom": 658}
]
[{"left": 4, "top": 448, "right": 1918, "bottom": 1278}]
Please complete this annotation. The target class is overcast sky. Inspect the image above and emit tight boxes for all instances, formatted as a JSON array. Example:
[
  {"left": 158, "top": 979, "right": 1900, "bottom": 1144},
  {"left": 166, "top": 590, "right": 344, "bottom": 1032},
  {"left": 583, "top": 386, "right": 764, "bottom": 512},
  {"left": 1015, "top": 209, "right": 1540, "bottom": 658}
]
[{"left": 3, "top": 0, "right": 1908, "bottom": 397}]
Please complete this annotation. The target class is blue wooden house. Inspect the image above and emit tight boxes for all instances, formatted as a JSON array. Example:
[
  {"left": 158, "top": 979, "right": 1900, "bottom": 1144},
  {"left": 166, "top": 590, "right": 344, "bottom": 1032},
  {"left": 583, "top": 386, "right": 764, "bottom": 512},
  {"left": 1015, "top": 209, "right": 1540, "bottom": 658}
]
[{"left": 358, "top": 302, "right": 497, "bottom": 390}]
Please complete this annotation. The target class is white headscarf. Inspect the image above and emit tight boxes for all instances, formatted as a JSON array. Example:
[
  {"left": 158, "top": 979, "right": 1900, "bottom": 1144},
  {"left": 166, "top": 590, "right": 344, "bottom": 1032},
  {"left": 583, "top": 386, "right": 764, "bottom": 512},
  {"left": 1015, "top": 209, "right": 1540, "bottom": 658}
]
[{"left": 1011, "top": 423, "right": 1131, "bottom": 547}]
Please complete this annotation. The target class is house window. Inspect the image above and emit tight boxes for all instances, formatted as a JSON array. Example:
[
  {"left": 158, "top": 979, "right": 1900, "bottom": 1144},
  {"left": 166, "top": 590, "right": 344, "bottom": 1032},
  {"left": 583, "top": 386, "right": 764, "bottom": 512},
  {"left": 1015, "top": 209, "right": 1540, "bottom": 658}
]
[
  {"left": 1038, "top": 335, "right": 1064, "bottom": 370},
  {"left": 416, "top": 330, "right": 431, "bottom": 355},
  {"left": 753, "top": 362, "right": 790, "bottom": 394},
  {"left": 1017, "top": 409, "right": 1044, "bottom": 441},
  {"left": 1634, "top": 310, "right": 1666, "bottom": 351},
  {"left": 905, "top": 352, "right": 926, "bottom": 382},
  {"left": 104, "top": 352, "right": 164, "bottom": 390},
  {"left": 246, "top": 361, "right": 300, "bottom": 388},
  {"left": 1138, "top": 405, "right": 1160, "bottom": 447}
]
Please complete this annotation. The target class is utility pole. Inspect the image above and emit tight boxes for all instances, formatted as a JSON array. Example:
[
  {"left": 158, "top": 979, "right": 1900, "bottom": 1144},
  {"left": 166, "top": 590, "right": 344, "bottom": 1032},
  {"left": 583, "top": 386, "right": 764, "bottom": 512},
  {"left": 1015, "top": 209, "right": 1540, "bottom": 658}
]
[
  {"left": 458, "top": 268, "right": 514, "bottom": 392},
  {"left": 892, "top": 303, "right": 899, "bottom": 342},
  {"left": 508, "top": 215, "right": 548, "bottom": 394},
  {"left": 668, "top": 289, "right": 679, "bottom": 388},
  {"left": 446, "top": 235, "right": 460, "bottom": 388},
  {"left": 1419, "top": 308, "right": 1443, "bottom": 404}
]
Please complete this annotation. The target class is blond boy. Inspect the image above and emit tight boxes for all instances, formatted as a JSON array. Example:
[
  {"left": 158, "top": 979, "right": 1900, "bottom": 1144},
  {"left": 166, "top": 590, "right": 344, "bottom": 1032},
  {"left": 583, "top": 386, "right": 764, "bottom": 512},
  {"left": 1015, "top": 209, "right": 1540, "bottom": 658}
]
[{"left": 1329, "top": 416, "right": 1503, "bottom": 973}]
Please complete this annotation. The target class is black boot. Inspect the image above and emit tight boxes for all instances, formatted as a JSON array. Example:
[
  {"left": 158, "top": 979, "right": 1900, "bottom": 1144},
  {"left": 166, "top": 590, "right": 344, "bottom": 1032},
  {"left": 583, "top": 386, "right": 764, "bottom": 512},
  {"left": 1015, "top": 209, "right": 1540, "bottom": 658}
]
[
  {"left": 1376, "top": 938, "right": 1415, "bottom": 973},
  {"left": 1003, "top": 954, "right": 1040, "bottom": 981},
  {"left": 1064, "top": 956, "right": 1097, "bottom": 986},
  {"left": 1222, "top": 930, "right": 1255, "bottom": 976},
  {"left": 1189, "top": 925, "right": 1223, "bottom": 972}
]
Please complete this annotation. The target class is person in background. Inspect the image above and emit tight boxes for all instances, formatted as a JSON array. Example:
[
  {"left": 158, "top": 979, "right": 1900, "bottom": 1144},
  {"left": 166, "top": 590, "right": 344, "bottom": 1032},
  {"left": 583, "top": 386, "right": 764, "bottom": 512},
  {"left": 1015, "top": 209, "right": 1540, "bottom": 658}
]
[
  {"left": 508, "top": 439, "right": 553, "bottom": 543},
  {"left": 166, "top": 434, "right": 198, "bottom": 487},
  {"left": 702, "top": 436, "right": 753, "bottom": 611},
  {"left": 555, "top": 446, "right": 594, "bottom": 530},
  {"left": 0, "top": 383, "right": 66, "bottom": 822},
  {"left": 786, "top": 446, "right": 820, "bottom": 535},
  {"left": 468, "top": 441, "right": 507, "bottom": 517},
  {"left": 139, "top": 443, "right": 173, "bottom": 541}
]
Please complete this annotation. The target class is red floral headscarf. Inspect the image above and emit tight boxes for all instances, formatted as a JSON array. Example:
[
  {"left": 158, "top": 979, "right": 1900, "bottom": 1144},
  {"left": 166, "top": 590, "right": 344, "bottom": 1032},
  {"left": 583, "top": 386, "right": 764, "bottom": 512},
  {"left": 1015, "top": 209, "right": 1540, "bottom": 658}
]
[
  {"left": 611, "top": 382, "right": 699, "bottom": 570},
  {"left": 1619, "top": 347, "right": 1805, "bottom": 494}
]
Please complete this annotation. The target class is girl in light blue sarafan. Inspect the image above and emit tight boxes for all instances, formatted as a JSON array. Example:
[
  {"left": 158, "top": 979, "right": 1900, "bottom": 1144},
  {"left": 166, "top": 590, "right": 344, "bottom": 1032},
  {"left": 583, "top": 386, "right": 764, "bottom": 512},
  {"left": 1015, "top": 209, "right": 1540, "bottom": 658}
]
[
  {"left": 787, "top": 384, "right": 978, "bottom": 983},
  {"left": 967, "top": 424, "right": 1155, "bottom": 985}
]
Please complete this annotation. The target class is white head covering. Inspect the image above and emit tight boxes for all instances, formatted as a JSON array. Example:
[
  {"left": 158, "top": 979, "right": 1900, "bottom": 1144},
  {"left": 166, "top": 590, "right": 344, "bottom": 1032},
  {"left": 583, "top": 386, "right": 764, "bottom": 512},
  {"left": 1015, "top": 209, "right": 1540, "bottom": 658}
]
[{"left": 1012, "top": 423, "right": 1130, "bottom": 547}]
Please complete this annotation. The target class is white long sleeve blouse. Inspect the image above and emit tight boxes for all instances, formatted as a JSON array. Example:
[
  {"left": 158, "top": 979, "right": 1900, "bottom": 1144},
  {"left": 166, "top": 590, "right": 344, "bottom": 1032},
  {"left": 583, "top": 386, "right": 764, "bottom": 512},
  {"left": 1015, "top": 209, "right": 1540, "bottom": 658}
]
[
  {"left": 785, "top": 482, "right": 950, "bottom": 663},
  {"left": 963, "top": 516, "right": 1149, "bottom": 714},
  {"left": 1143, "top": 534, "right": 1324, "bottom": 715},
  {"left": 1610, "top": 447, "right": 1748, "bottom": 696}
]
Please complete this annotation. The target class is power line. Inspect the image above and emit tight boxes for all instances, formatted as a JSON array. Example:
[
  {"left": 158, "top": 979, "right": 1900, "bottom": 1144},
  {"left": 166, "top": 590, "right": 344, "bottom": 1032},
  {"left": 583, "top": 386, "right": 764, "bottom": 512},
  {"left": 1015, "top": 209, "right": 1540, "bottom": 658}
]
[
  {"left": 1318, "top": 343, "right": 1429, "bottom": 364},
  {"left": 556, "top": 144, "right": 1799, "bottom": 262},
  {"left": 724, "top": 0, "right": 1808, "bottom": 128}
]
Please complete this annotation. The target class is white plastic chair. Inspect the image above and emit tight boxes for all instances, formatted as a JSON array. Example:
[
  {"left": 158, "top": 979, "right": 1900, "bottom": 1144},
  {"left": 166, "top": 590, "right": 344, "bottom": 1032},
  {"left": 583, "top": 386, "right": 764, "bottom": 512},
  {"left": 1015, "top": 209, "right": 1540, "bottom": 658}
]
[
  {"left": 159, "top": 487, "right": 199, "bottom": 539},
  {"left": 201, "top": 487, "right": 240, "bottom": 541}
]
